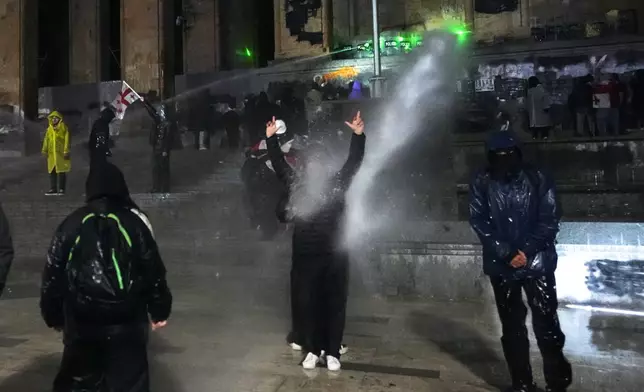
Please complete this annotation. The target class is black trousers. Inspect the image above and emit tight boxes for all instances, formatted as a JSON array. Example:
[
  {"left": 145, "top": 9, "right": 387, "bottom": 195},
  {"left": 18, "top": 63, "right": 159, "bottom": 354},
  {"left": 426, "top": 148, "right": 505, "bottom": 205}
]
[
  {"left": 151, "top": 152, "right": 170, "bottom": 193},
  {"left": 490, "top": 273, "right": 572, "bottom": 391},
  {"left": 291, "top": 253, "right": 349, "bottom": 358},
  {"left": 50, "top": 169, "right": 67, "bottom": 191},
  {"left": 53, "top": 330, "right": 149, "bottom": 392}
]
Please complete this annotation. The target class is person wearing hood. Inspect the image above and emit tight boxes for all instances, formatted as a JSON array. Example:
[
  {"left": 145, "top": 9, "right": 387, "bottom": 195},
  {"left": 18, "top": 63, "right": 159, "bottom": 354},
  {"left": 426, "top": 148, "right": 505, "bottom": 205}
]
[
  {"left": 526, "top": 76, "right": 551, "bottom": 140},
  {"left": 469, "top": 132, "right": 572, "bottom": 392},
  {"left": 89, "top": 106, "right": 116, "bottom": 164},
  {"left": 41, "top": 161, "right": 172, "bottom": 392},
  {"left": 42, "top": 111, "right": 71, "bottom": 195},
  {"left": 266, "top": 111, "right": 365, "bottom": 372}
]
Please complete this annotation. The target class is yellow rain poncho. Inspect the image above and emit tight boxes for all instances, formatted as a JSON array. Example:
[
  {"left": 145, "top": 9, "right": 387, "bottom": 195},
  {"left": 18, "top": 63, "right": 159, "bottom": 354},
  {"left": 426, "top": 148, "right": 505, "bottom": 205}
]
[{"left": 42, "top": 111, "right": 71, "bottom": 173}]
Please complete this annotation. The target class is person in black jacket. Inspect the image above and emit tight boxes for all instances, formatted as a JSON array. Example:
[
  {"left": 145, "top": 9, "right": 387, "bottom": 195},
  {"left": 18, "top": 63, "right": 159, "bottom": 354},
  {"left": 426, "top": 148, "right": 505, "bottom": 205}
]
[
  {"left": 469, "top": 131, "right": 572, "bottom": 392},
  {"left": 266, "top": 111, "right": 365, "bottom": 372},
  {"left": 41, "top": 161, "right": 172, "bottom": 392},
  {"left": 89, "top": 106, "right": 116, "bottom": 164},
  {"left": 0, "top": 202, "right": 14, "bottom": 297}
]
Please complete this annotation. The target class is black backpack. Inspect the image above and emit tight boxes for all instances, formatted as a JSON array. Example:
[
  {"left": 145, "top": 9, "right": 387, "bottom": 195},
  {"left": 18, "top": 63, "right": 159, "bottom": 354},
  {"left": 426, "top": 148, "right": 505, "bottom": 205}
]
[{"left": 66, "top": 211, "right": 142, "bottom": 317}]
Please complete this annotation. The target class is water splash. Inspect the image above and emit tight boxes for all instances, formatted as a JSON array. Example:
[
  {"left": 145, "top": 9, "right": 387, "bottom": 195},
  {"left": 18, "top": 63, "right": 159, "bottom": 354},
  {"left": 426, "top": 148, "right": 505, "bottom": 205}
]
[{"left": 343, "top": 32, "right": 463, "bottom": 248}]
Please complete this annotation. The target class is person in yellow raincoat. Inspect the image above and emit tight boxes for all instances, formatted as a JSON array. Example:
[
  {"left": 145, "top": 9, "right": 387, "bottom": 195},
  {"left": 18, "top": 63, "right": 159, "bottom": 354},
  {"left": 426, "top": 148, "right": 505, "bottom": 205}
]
[{"left": 42, "top": 111, "right": 71, "bottom": 195}]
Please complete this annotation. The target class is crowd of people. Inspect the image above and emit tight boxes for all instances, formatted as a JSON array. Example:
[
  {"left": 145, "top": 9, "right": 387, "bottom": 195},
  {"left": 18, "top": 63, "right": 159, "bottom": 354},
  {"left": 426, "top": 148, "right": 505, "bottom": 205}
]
[
  {"left": 0, "top": 73, "right": 578, "bottom": 391},
  {"left": 524, "top": 71, "right": 644, "bottom": 140}
]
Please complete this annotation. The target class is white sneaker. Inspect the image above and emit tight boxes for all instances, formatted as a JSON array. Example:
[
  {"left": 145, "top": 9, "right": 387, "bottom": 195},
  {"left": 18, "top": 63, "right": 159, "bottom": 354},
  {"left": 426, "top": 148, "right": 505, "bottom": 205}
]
[
  {"left": 339, "top": 345, "right": 348, "bottom": 355},
  {"left": 289, "top": 342, "right": 303, "bottom": 351},
  {"left": 302, "top": 352, "right": 319, "bottom": 370},
  {"left": 326, "top": 355, "right": 341, "bottom": 371}
]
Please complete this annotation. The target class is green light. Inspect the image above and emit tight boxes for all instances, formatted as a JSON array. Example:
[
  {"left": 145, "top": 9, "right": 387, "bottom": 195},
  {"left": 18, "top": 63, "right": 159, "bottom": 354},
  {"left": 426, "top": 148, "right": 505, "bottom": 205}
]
[
  {"left": 397, "top": 36, "right": 404, "bottom": 42},
  {"left": 443, "top": 21, "right": 471, "bottom": 45},
  {"left": 244, "top": 47, "right": 252, "bottom": 57}
]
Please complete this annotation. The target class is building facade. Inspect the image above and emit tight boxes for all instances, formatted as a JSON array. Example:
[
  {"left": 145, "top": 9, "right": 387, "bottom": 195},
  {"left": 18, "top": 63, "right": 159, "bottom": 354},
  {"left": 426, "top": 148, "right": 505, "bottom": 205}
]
[{"left": 1, "top": 0, "right": 644, "bottom": 121}]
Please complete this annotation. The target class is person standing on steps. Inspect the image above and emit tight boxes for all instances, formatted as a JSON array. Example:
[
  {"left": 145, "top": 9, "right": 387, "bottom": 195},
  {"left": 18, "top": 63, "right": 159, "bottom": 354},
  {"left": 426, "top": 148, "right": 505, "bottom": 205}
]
[
  {"left": 42, "top": 111, "right": 71, "bottom": 196},
  {"left": 89, "top": 105, "right": 116, "bottom": 165},
  {"left": 143, "top": 97, "right": 171, "bottom": 194},
  {"left": 266, "top": 111, "right": 365, "bottom": 372},
  {"left": 469, "top": 131, "right": 572, "bottom": 392},
  {"left": 41, "top": 161, "right": 172, "bottom": 392},
  {"left": 0, "top": 202, "right": 14, "bottom": 298}
]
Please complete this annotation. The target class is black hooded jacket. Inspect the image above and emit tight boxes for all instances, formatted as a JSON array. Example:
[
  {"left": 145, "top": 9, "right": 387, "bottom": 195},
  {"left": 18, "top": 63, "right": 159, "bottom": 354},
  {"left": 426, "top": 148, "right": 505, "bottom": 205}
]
[
  {"left": 267, "top": 132, "right": 365, "bottom": 258},
  {"left": 89, "top": 108, "right": 116, "bottom": 160},
  {"left": 0, "top": 203, "right": 14, "bottom": 296},
  {"left": 40, "top": 162, "right": 172, "bottom": 332},
  {"left": 469, "top": 132, "right": 560, "bottom": 279}
]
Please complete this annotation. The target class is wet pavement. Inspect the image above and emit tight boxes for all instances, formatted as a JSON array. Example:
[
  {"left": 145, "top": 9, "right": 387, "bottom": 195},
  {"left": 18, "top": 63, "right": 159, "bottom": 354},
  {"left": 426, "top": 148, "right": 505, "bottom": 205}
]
[
  {"left": 2, "top": 271, "right": 644, "bottom": 391},
  {"left": 1, "top": 139, "right": 644, "bottom": 391}
]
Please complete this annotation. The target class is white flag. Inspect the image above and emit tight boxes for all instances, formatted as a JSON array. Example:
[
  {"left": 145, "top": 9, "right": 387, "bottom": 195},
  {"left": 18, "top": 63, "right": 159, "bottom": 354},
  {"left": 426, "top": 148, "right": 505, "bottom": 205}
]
[{"left": 111, "top": 82, "right": 143, "bottom": 120}]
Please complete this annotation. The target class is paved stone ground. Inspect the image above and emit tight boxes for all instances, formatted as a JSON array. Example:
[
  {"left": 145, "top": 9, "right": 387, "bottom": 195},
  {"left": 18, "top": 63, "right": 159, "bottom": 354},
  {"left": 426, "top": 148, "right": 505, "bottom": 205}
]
[{"left": 1, "top": 139, "right": 644, "bottom": 391}]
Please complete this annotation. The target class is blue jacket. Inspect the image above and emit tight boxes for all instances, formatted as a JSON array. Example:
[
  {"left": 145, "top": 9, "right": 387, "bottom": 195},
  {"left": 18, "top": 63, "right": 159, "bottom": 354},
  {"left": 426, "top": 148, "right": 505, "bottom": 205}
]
[{"left": 469, "top": 165, "right": 561, "bottom": 279}]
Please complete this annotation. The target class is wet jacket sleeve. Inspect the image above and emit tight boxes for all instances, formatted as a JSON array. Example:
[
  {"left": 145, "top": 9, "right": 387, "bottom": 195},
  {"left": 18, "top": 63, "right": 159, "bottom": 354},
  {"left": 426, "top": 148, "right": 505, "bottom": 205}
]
[
  {"left": 0, "top": 205, "right": 14, "bottom": 297},
  {"left": 337, "top": 133, "right": 366, "bottom": 186},
  {"left": 522, "top": 172, "right": 560, "bottom": 259},
  {"left": 468, "top": 174, "right": 516, "bottom": 263},
  {"left": 267, "top": 135, "right": 294, "bottom": 187},
  {"left": 138, "top": 228, "right": 172, "bottom": 323},
  {"left": 63, "top": 125, "right": 71, "bottom": 155},
  {"left": 40, "top": 221, "right": 71, "bottom": 328}
]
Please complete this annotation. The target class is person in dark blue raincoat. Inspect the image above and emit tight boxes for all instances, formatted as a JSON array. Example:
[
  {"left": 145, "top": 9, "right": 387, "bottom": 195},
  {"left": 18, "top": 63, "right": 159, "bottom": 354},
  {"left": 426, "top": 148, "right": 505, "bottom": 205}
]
[{"left": 469, "top": 131, "right": 572, "bottom": 392}]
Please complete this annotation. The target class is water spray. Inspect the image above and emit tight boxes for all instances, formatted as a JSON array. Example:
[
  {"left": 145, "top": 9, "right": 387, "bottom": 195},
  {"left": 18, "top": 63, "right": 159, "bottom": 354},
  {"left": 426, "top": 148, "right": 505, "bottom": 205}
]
[{"left": 343, "top": 31, "right": 465, "bottom": 249}]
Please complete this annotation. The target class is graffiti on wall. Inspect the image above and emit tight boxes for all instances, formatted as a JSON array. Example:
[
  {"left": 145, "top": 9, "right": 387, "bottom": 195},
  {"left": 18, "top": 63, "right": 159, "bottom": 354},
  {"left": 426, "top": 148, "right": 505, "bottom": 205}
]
[{"left": 285, "top": 0, "right": 323, "bottom": 45}]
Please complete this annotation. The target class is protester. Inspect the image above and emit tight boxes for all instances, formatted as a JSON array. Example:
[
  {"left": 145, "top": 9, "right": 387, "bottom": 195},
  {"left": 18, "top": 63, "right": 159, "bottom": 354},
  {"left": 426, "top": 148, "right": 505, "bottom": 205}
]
[
  {"left": 469, "top": 131, "right": 572, "bottom": 392},
  {"left": 630, "top": 70, "right": 644, "bottom": 130},
  {"left": 241, "top": 120, "right": 294, "bottom": 240},
  {"left": 0, "top": 202, "right": 14, "bottom": 298},
  {"left": 89, "top": 106, "right": 116, "bottom": 164},
  {"left": 40, "top": 161, "right": 172, "bottom": 392},
  {"left": 42, "top": 111, "right": 71, "bottom": 195},
  {"left": 266, "top": 112, "right": 365, "bottom": 371},
  {"left": 222, "top": 98, "right": 241, "bottom": 149},
  {"left": 526, "top": 76, "right": 551, "bottom": 140},
  {"left": 570, "top": 74, "right": 596, "bottom": 136},
  {"left": 594, "top": 74, "right": 626, "bottom": 136},
  {"left": 144, "top": 99, "right": 171, "bottom": 193}
]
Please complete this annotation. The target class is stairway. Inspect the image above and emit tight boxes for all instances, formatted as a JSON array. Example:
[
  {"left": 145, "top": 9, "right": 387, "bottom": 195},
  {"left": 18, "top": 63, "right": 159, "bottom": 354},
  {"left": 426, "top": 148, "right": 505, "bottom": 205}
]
[{"left": 0, "top": 138, "right": 291, "bottom": 294}]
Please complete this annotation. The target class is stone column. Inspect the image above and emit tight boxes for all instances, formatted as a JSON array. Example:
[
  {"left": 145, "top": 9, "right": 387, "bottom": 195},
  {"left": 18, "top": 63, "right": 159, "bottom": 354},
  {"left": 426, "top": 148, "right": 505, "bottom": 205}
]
[
  {"left": 184, "top": 0, "right": 218, "bottom": 74},
  {"left": 69, "top": 0, "right": 100, "bottom": 84},
  {"left": 122, "top": 0, "right": 163, "bottom": 94},
  {"left": 0, "top": 0, "right": 38, "bottom": 153}
]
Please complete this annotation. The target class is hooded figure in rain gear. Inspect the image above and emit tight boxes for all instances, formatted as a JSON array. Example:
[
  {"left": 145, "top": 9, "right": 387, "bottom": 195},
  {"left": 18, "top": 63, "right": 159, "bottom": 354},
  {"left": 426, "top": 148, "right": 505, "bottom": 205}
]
[
  {"left": 42, "top": 111, "right": 71, "bottom": 195},
  {"left": 266, "top": 111, "right": 365, "bottom": 372},
  {"left": 469, "top": 132, "right": 572, "bottom": 392},
  {"left": 89, "top": 106, "right": 116, "bottom": 164},
  {"left": 41, "top": 161, "right": 172, "bottom": 392}
]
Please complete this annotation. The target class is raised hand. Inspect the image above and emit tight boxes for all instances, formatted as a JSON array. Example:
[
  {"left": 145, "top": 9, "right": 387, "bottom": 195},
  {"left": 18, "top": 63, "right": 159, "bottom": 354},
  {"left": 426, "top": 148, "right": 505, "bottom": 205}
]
[
  {"left": 345, "top": 111, "right": 364, "bottom": 135},
  {"left": 266, "top": 117, "right": 278, "bottom": 138}
]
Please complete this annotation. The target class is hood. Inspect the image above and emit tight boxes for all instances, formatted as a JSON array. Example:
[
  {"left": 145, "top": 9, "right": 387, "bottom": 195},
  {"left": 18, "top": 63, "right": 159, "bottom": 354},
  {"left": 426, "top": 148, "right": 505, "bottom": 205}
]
[
  {"left": 47, "top": 111, "right": 63, "bottom": 127},
  {"left": 85, "top": 161, "right": 133, "bottom": 205},
  {"left": 486, "top": 131, "right": 519, "bottom": 152},
  {"left": 100, "top": 107, "right": 116, "bottom": 122},
  {"left": 486, "top": 131, "right": 523, "bottom": 180}
]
